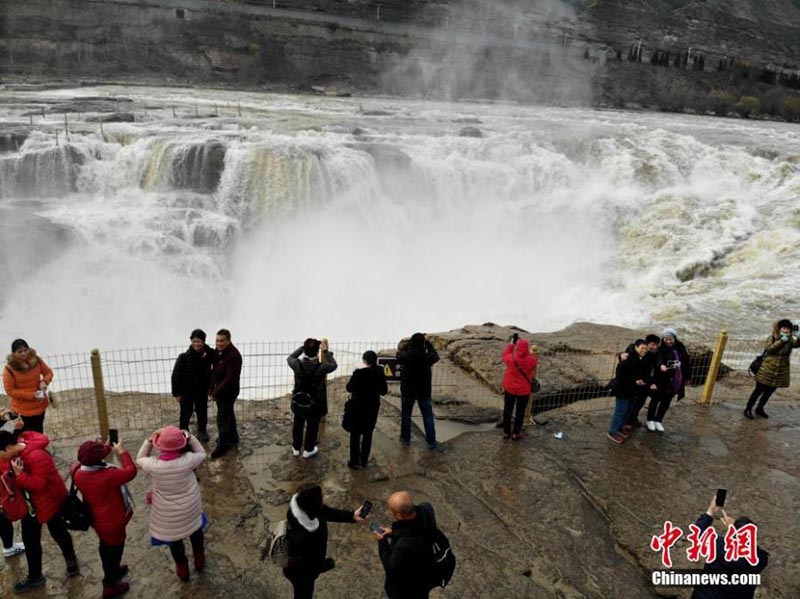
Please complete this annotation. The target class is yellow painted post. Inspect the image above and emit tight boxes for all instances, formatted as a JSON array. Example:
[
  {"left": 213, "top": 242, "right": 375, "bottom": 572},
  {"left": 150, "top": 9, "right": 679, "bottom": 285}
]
[
  {"left": 524, "top": 344, "right": 540, "bottom": 426},
  {"left": 700, "top": 330, "right": 728, "bottom": 405},
  {"left": 90, "top": 349, "right": 110, "bottom": 438}
]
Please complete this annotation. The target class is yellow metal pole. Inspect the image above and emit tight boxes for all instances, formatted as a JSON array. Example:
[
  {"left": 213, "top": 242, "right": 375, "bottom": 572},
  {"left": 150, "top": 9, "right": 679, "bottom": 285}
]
[
  {"left": 90, "top": 349, "right": 110, "bottom": 438},
  {"left": 524, "top": 344, "right": 540, "bottom": 426},
  {"left": 700, "top": 330, "right": 728, "bottom": 405}
]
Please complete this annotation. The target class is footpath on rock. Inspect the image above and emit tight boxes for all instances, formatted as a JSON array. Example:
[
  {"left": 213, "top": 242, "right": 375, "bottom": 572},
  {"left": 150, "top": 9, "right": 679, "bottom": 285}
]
[{"left": 0, "top": 323, "right": 797, "bottom": 598}]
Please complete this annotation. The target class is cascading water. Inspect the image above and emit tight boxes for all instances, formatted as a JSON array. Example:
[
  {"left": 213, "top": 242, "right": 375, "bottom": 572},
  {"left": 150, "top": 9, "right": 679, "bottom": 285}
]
[{"left": 0, "top": 86, "right": 799, "bottom": 352}]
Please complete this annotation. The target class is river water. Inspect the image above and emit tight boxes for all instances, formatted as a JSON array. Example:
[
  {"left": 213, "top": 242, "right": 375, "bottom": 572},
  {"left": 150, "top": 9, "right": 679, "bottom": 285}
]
[{"left": 1, "top": 86, "right": 799, "bottom": 352}]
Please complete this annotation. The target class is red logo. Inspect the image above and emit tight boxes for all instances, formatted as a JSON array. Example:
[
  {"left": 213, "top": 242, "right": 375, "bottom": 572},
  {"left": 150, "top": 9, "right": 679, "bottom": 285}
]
[
  {"left": 724, "top": 523, "right": 759, "bottom": 566},
  {"left": 686, "top": 524, "right": 717, "bottom": 563},
  {"left": 650, "top": 521, "right": 684, "bottom": 568}
]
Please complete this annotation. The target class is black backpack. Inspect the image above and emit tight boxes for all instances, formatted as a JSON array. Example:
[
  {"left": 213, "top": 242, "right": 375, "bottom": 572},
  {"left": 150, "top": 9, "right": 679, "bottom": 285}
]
[
  {"left": 291, "top": 364, "right": 320, "bottom": 418},
  {"left": 63, "top": 478, "right": 92, "bottom": 531},
  {"left": 428, "top": 527, "right": 456, "bottom": 589}
]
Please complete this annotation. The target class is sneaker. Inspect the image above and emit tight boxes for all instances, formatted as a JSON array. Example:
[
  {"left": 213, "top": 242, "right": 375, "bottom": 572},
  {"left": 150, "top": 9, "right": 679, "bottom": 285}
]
[
  {"left": 619, "top": 425, "right": 632, "bottom": 438},
  {"left": 194, "top": 550, "right": 205, "bottom": 573},
  {"left": 755, "top": 407, "right": 769, "bottom": 419},
  {"left": 3, "top": 542, "right": 25, "bottom": 558},
  {"left": 291, "top": 447, "right": 301, "bottom": 457},
  {"left": 302, "top": 447, "right": 319, "bottom": 459},
  {"left": 102, "top": 581, "right": 130, "bottom": 599},
  {"left": 197, "top": 431, "right": 210, "bottom": 443},
  {"left": 606, "top": 432, "right": 626, "bottom": 445},
  {"left": 646, "top": 421, "right": 656, "bottom": 432},
  {"left": 210, "top": 445, "right": 229, "bottom": 459},
  {"left": 654, "top": 422, "right": 665, "bottom": 433},
  {"left": 347, "top": 461, "right": 360, "bottom": 470},
  {"left": 511, "top": 434, "right": 522, "bottom": 441},
  {"left": 502, "top": 433, "right": 511, "bottom": 440},
  {"left": 13, "top": 575, "right": 46, "bottom": 594},
  {"left": 743, "top": 407, "right": 754, "bottom": 419},
  {"left": 176, "top": 560, "right": 190, "bottom": 582},
  {"left": 66, "top": 557, "right": 80, "bottom": 577}
]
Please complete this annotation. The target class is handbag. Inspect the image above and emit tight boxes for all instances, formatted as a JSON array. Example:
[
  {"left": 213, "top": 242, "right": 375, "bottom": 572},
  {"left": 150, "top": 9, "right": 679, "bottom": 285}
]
[
  {"left": 0, "top": 470, "right": 33, "bottom": 522},
  {"left": 62, "top": 478, "right": 92, "bottom": 531},
  {"left": 342, "top": 398, "right": 355, "bottom": 433},
  {"left": 512, "top": 357, "right": 541, "bottom": 394},
  {"left": 749, "top": 350, "right": 767, "bottom": 376}
]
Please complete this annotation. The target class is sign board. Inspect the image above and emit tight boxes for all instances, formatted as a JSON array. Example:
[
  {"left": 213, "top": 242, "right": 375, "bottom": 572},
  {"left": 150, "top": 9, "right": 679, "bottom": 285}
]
[{"left": 378, "top": 357, "right": 402, "bottom": 381}]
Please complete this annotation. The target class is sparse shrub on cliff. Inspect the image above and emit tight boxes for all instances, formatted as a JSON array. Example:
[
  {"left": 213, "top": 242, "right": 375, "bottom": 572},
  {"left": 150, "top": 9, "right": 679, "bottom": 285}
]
[
  {"left": 708, "top": 89, "right": 736, "bottom": 115},
  {"left": 734, "top": 96, "right": 760, "bottom": 118},
  {"left": 782, "top": 97, "right": 800, "bottom": 122},
  {"left": 758, "top": 89, "right": 786, "bottom": 117}
]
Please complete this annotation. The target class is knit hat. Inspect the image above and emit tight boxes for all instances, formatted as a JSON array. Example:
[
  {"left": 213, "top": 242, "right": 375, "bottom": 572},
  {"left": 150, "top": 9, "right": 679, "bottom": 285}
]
[
  {"left": 77, "top": 440, "right": 111, "bottom": 466},
  {"left": 152, "top": 426, "right": 189, "bottom": 452},
  {"left": 11, "top": 339, "right": 29, "bottom": 353},
  {"left": 661, "top": 328, "right": 678, "bottom": 340},
  {"left": 190, "top": 329, "right": 206, "bottom": 342}
]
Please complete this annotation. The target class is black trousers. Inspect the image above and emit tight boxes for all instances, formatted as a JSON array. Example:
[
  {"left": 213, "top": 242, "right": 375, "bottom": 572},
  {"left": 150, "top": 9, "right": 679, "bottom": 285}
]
[
  {"left": 625, "top": 395, "right": 649, "bottom": 426},
  {"left": 503, "top": 392, "right": 529, "bottom": 435},
  {"left": 349, "top": 428, "right": 374, "bottom": 466},
  {"left": 215, "top": 397, "right": 239, "bottom": 446},
  {"left": 98, "top": 540, "right": 125, "bottom": 584},
  {"left": 0, "top": 511, "right": 14, "bottom": 548},
  {"left": 292, "top": 414, "right": 320, "bottom": 452},
  {"left": 747, "top": 382, "right": 777, "bottom": 409},
  {"left": 647, "top": 392, "right": 674, "bottom": 423},
  {"left": 21, "top": 413, "right": 45, "bottom": 434},
  {"left": 169, "top": 528, "right": 204, "bottom": 564},
  {"left": 21, "top": 510, "right": 75, "bottom": 579},
  {"left": 179, "top": 394, "right": 208, "bottom": 432},
  {"left": 284, "top": 572, "right": 317, "bottom": 599}
]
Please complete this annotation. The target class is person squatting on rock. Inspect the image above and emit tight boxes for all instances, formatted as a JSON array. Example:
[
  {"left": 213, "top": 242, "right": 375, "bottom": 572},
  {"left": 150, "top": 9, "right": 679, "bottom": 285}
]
[
  {"left": 209, "top": 329, "right": 242, "bottom": 459},
  {"left": 287, "top": 338, "right": 338, "bottom": 459},
  {"left": 501, "top": 333, "right": 539, "bottom": 440},
  {"left": 0, "top": 410, "right": 25, "bottom": 560},
  {"left": 172, "top": 328, "right": 215, "bottom": 443},
  {"left": 745, "top": 319, "right": 799, "bottom": 419},
  {"left": 0, "top": 421, "right": 79, "bottom": 594},
  {"left": 136, "top": 426, "right": 207, "bottom": 582},
  {"left": 648, "top": 328, "right": 691, "bottom": 432},
  {"left": 344, "top": 350, "right": 388, "bottom": 469},
  {"left": 373, "top": 491, "right": 440, "bottom": 599},
  {"left": 3, "top": 339, "right": 53, "bottom": 434},
  {"left": 72, "top": 438, "right": 137, "bottom": 599},
  {"left": 690, "top": 496, "right": 769, "bottom": 599},
  {"left": 608, "top": 339, "right": 651, "bottom": 445},
  {"left": 283, "top": 483, "right": 365, "bottom": 599},
  {"left": 396, "top": 333, "right": 439, "bottom": 449}
]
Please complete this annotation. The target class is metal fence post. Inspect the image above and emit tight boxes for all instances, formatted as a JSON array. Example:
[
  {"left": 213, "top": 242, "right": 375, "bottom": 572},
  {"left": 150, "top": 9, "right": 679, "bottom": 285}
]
[
  {"left": 90, "top": 349, "right": 110, "bottom": 438},
  {"left": 700, "top": 330, "right": 728, "bottom": 405}
]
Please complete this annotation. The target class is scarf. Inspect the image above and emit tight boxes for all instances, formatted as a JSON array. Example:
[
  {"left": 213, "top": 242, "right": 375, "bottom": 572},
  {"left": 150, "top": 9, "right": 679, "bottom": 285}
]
[
  {"left": 290, "top": 494, "right": 320, "bottom": 532},
  {"left": 672, "top": 348, "right": 683, "bottom": 394},
  {"left": 80, "top": 462, "right": 135, "bottom": 513}
]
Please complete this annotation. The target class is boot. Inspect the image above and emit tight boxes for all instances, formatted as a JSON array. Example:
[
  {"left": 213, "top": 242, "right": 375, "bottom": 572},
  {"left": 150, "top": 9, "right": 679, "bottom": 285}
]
[
  {"left": 102, "top": 581, "right": 130, "bottom": 598},
  {"left": 755, "top": 406, "right": 769, "bottom": 418},
  {"left": 193, "top": 550, "right": 205, "bottom": 573},
  {"left": 175, "top": 560, "right": 190, "bottom": 582},
  {"left": 743, "top": 407, "right": 754, "bottom": 419}
]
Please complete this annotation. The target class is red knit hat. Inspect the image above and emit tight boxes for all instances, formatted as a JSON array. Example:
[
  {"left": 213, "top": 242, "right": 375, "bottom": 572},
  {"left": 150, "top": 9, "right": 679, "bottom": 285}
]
[
  {"left": 153, "top": 426, "right": 188, "bottom": 452},
  {"left": 77, "top": 440, "right": 111, "bottom": 466}
]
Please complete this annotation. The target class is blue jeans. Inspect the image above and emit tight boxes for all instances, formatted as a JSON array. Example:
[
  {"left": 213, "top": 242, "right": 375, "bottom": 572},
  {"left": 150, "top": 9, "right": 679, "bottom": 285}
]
[
  {"left": 609, "top": 397, "right": 633, "bottom": 434},
  {"left": 400, "top": 396, "right": 437, "bottom": 448}
]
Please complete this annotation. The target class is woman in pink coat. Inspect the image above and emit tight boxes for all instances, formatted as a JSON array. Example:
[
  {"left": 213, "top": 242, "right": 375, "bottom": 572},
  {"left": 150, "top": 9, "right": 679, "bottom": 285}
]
[
  {"left": 136, "top": 426, "right": 206, "bottom": 582},
  {"left": 501, "top": 334, "right": 539, "bottom": 440}
]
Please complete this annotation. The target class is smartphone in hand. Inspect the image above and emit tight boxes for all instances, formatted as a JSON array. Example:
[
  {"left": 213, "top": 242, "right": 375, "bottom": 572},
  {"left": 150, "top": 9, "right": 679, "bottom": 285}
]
[
  {"left": 359, "top": 500, "right": 373, "bottom": 519},
  {"left": 109, "top": 429, "right": 119, "bottom": 445},
  {"left": 715, "top": 488, "right": 727, "bottom": 508},
  {"left": 369, "top": 522, "right": 383, "bottom": 534}
]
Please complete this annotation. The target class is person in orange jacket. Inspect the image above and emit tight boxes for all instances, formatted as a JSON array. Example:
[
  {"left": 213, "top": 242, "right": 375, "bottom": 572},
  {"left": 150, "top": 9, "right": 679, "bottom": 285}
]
[{"left": 2, "top": 339, "right": 53, "bottom": 433}]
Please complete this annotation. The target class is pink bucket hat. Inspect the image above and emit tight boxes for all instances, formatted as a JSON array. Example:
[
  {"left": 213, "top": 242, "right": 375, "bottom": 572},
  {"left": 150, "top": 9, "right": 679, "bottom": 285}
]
[{"left": 152, "top": 426, "right": 188, "bottom": 452}]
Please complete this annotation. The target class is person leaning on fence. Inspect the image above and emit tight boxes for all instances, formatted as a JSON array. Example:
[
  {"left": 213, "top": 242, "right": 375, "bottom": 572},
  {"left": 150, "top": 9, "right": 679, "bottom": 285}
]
[
  {"left": 282, "top": 483, "right": 365, "bottom": 599},
  {"left": 648, "top": 328, "right": 691, "bottom": 433},
  {"left": 396, "top": 333, "right": 440, "bottom": 450},
  {"left": 136, "top": 426, "right": 207, "bottom": 582},
  {"left": 745, "top": 319, "right": 800, "bottom": 420},
  {"left": 0, "top": 421, "right": 79, "bottom": 594},
  {"left": 209, "top": 329, "right": 242, "bottom": 459},
  {"left": 71, "top": 439, "right": 136, "bottom": 599},
  {"left": 344, "top": 350, "right": 388, "bottom": 469},
  {"left": 0, "top": 410, "right": 25, "bottom": 560},
  {"left": 171, "top": 328, "right": 214, "bottom": 443},
  {"left": 607, "top": 339, "right": 650, "bottom": 445},
  {"left": 2, "top": 339, "right": 53, "bottom": 434},
  {"left": 287, "top": 339, "right": 338, "bottom": 459},
  {"left": 501, "top": 333, "right": 539, "bottom": 440}
]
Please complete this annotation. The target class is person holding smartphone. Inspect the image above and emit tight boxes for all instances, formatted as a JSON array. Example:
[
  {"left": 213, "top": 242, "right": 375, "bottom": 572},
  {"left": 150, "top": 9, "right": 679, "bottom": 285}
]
[
  {"left": 648, "top": 328, "right": 691, "bottom": 432},
  {"left": 745, "top": 319, "right": 800, "bottom": 419},
  {"left": 283, "top": 483, "right": 365, "bottom": 599},
  {"left": 2, "top": 339, "right": 54, "bottom": 434},
  {"left": 72, "top": 437, "right": 137, "bottom": 599}
]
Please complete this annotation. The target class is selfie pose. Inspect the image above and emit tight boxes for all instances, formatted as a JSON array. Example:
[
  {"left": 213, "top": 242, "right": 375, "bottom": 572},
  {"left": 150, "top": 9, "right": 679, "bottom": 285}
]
[
  {"left": 648, "top": 328, "right": 691, "bottom": 432},
  {"left": 745, "top": 319, "right": 800, "bottom": 419}
]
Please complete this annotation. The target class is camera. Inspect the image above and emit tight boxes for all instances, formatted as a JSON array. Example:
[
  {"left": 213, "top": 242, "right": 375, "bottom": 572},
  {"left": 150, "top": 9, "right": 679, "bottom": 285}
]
[{"left": 793, "top": 324, "right": 799, "bottom": 332}]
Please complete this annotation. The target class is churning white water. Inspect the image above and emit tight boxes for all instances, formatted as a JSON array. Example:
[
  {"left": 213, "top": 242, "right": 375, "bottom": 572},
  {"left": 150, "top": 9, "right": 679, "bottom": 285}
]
[{"left": 1, "top": 86, "right": 799, "bottom": 353}]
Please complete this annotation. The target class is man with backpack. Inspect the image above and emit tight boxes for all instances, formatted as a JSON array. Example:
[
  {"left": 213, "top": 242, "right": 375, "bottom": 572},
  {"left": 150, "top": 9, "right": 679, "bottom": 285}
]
[
  {"left": 287, "top": 339, "right": 337, "bottom": 458},
  {"left": 373, "top": 491, "right": 455, "bottom": 599}
]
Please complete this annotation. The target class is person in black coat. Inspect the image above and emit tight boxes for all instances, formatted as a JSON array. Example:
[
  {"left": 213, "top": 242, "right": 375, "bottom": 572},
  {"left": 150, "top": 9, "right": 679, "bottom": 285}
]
[
  {"left": 284, "top": 483, "right": 364, "bottom": 599},
  {"left": 621, "top": 334, "right": 660, "bottom": 429},
  {"left": 374, "top": 491, "right": 438, "bottom": 599},
  {"left": 171, "top": 329, "right": 214, "bottom": 442},
  {"left": 691, "top": 496, "right": 769, "bottom": 599},
  {"left": 648, "top": 328, "right": 691, "bottom": 433},
  {"left": 344, "top": 350, "right": 388, "bottom": 470},
  {"left": 396, "top": 333, "right": 439, "bottom": 449},
  {"left": 209, "top": 328, "right": 242, "bottom": 458},
  {"left": 607, "top": 339, "right": 651, "bottom": 445}
]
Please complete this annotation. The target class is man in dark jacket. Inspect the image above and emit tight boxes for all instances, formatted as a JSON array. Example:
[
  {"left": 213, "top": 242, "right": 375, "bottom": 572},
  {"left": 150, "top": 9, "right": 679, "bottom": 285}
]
[
  {"left": 396, "top": 333, "right": 439, "bottom": 449},
  {"left": 209, "top": 329, "right": 242, "bottom": 459},
  {"left": 374, "top": 491, "right": 437, "bottom": 599},
  {"left": 691, "top": 497, "right": 769, "bottom": 599},
  {"left": 621, "top": 333, "right": 660, "bottom": 431},
  {"left": 287, "top": 339, "right": 338, "bottom": 458},
  {"left": 171, "top": 329, "right": 214, "bottom": 442}
]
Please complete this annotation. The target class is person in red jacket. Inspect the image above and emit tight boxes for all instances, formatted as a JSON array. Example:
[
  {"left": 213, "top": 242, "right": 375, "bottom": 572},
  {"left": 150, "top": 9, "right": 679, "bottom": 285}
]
[
  {"left": 501, "top": 334, "right": 539, "bottom": 440},
  {"left": 0, "top": 426, "right": 78, "bottom": 594},
  {"left": 72, "top": 439, "right": 137, "bottom": 599}
]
